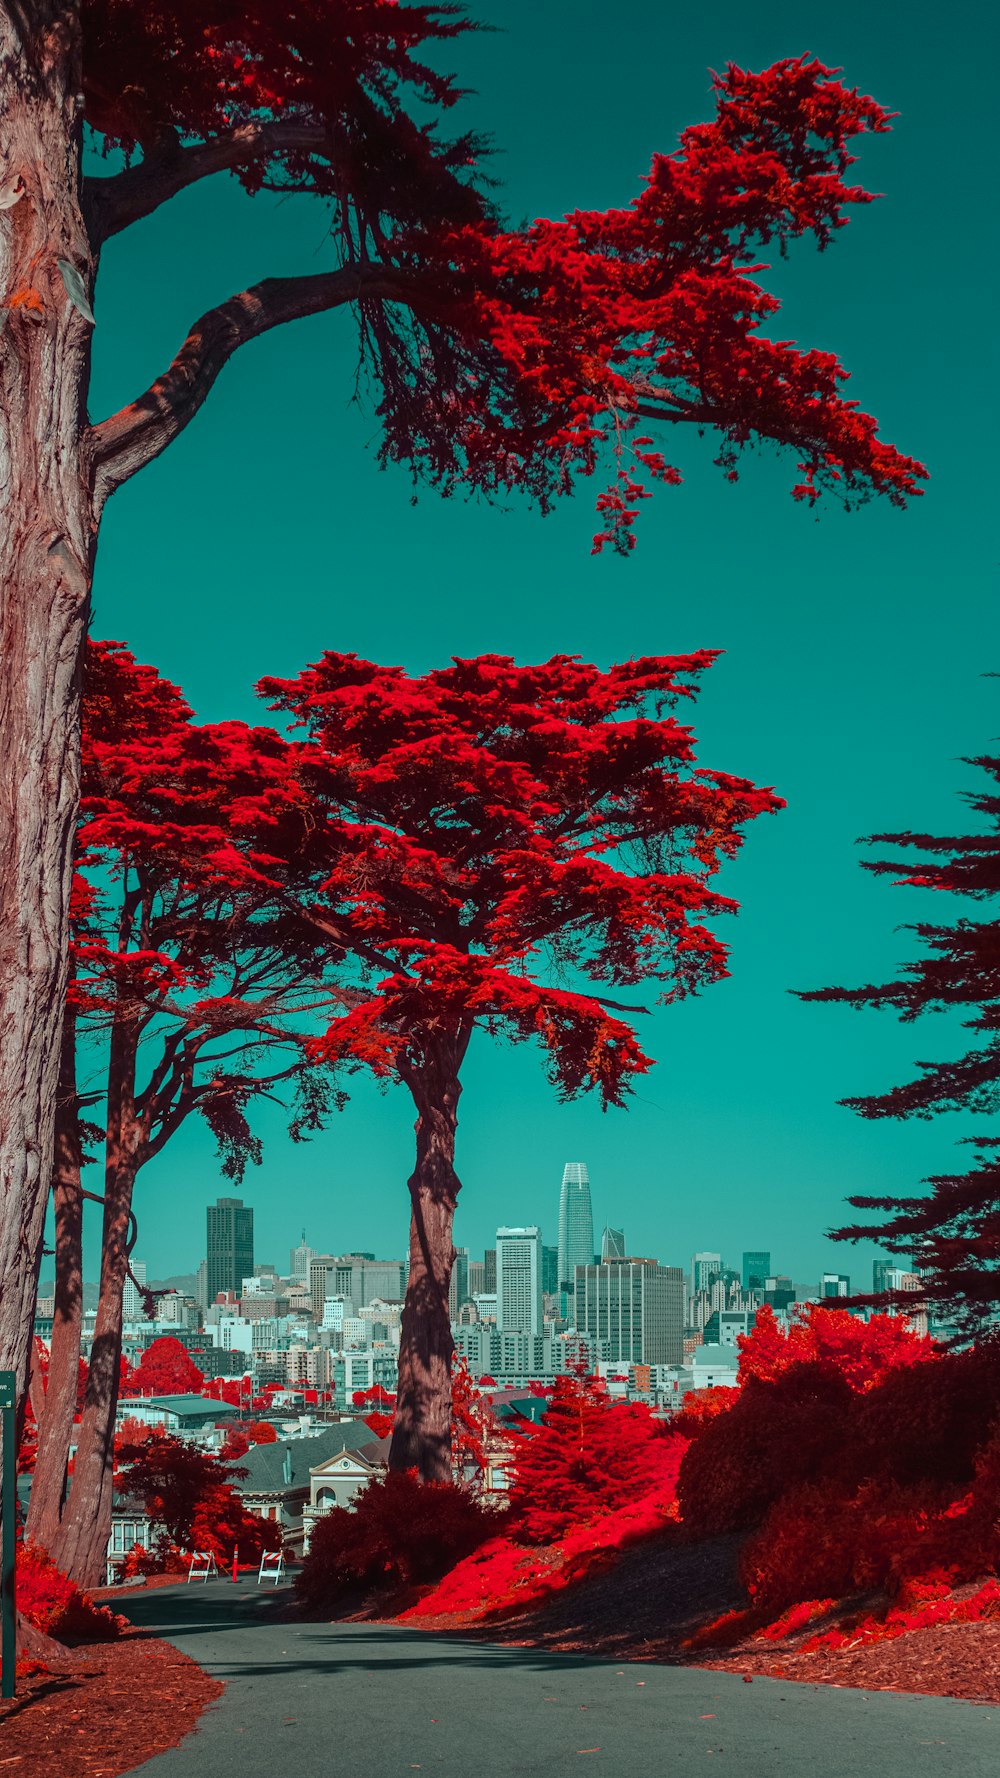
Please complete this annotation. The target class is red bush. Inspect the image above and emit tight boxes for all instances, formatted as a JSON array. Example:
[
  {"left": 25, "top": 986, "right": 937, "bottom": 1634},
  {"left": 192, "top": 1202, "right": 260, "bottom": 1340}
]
[
  {"left": 247, "top": 1422, "right": 278, "bottom": 1445},
  {"left": 17, "top": 1544, "right": 126, "bottom": 1641},
  {"left": 509, "top": 1371, "right": 686, "bottom": 1543},
  {"left": 295, "top": 1471, "right": 500, "bottom": 1610}
]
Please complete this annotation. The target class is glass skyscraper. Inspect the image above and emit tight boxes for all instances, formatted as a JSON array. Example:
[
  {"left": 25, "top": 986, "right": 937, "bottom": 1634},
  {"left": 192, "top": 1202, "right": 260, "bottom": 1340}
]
[
  {"left": 741, "top": 1250, "right": 771, "bottom": 1291},
  {"left": 558, "top": 1162, "right": 594, "bottom": 1292},
  {"left": 601, "top": 1226, "right": 626, "bottom": 1262},
  {"left": 206, "top": 1196, "right": 254, "bottom": 1302}
]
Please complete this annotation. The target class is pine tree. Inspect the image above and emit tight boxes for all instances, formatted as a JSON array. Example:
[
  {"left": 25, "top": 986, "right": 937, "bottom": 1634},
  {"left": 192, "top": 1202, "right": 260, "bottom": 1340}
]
[{"left": 802, "top": 740, "right": 1000, "bottom": 1336}]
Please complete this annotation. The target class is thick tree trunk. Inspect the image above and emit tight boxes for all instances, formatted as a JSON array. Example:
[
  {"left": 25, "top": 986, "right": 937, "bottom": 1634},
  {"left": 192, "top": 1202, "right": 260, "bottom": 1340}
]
[
  {"left": 49, "top": 1014, "right": 139, "bottom": 1586},
  {"left": 389, "top": 1048, "right": 465, "bottom": 1482},
  {"left": 27, "top": 1001, "right": 84, "bottom": 1552},
  {"left": 0, "top": 8, "right": 95, "bottom": 1420}
]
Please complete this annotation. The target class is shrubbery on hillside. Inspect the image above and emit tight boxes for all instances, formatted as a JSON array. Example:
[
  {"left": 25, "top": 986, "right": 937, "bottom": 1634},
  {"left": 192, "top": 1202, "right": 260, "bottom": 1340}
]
[{"left": 296, "top": 1472, "right": 500, "bottom": 1610}]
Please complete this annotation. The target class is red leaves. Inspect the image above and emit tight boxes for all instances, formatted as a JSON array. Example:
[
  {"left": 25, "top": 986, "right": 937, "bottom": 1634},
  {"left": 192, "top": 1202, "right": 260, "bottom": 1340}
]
[
  {"left": 81, "top": 18, "right": 922, "bottom": 548},
  {"left": 260, "top": 649, "right": 779, "bottom": 1108},
  {"left": 122, "top": 1337, "right": 204, "bottom": 1399}
]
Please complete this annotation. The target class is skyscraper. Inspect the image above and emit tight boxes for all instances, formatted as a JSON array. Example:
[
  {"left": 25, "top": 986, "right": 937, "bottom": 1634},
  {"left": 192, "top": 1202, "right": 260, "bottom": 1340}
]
[
  {"left": 496, "top": 1226, "right": 542, "bottom": 1335},
  {"left": 122, "top": 1260, "right": 146, "bottom": 1321},
  {"left": 558, "top": 1162, "right": 594, "bottom": 1292},
  {"left": 691, "top": 1251, "right": 722, "bottom": 1295},
  {"left": 448, "top": 1247, "right": 470, "bottom": 1320},
  {"left": 290, "top": 1231, "right": 316, "bottom": 1280},
  {"left": 601, "top": 1226, "right": 626, "bottom": 1263},
  {"left": 483, "top": 1248, "right": 497, "bottom": 1293},
  {"left": 574, "top": 1260, "right": 684, "bottom": 1365},
  {"left": 541, "top": 1244, "right": 559, "bottom": 1295},
  {"left": 206, "top": 1197, "right": 254, "bottom": 1302},
  {"left": 742, "top": 1250, "right": 771, "bottom": 1291}
]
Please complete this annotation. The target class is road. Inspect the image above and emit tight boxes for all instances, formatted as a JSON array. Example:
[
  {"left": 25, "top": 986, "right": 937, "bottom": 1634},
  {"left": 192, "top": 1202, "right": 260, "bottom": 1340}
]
[{"left": 122, "top": 1578, "right": 998, "bottom": 1776}]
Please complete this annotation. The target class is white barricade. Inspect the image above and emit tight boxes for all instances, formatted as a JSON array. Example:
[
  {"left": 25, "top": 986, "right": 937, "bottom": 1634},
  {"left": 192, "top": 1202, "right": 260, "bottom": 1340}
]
[
  {"left": 258, "top": 1549, "right": 285, "bottom": 1587},
  {"left": 187, "top": 1550, "right": 218, "bottom": 1584}
]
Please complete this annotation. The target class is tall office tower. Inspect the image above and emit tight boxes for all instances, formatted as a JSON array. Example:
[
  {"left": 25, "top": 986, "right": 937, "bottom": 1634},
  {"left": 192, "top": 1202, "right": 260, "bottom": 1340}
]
[
  {"left": 691, "top": 1252, "right": 722, "bottom": 1295},
  {"left": 308, "top": 1254, "right": 340, "bottom": 1322},
  {"left": 123, "top": 1260, "right": 147, "bottom": 1321},
  {"left": 290, "top": 1232, "right": 316, "bottom": 1280},
  {"left": 574, "top": 1260, "right": 684, "bottom": 1365},
  {"left": 468, "top": 1259, "right": 486, "bottom": 1298},
  {"left": 483, "top": 1248, "right": 497, "bottom": 1293},
  {"left": 558, "top": 1163, "right": 594, "bottom": 1292},
  {"left": 873, "top": 1258, "right": 896, "bottom": 1294},
  {"left": 742, "top": 1250, "right": 771, "bottom": 1292},
  {"left": 449, "top": 1247, "right": 470, "bottom": 1320},
  {"left": 541, "top": 1244, "right": 559, "bottom": 1295},
  {"left": 496, "top": 1227, "right": 542, "bottom": 1335},
  {"left": 195, "top": 1259, "right": 208, "bottom": 1313},
  {"left": 601, "top": 1226, "right": 626, "bottom": 1263},
  {"left": 820, "top": 1272, "right": 850, "bottom": 1299},
  {"left": 206, "top": 1197, "right": 254, "bottom": 1302}
]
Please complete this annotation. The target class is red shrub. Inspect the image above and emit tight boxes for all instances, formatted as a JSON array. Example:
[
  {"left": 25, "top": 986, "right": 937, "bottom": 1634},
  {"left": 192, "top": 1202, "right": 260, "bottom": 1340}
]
[
  {"left": 295, "top": 1471, "right": 500, "bottom": 1610},
  {"left": 17, "top": 1544, "right": 126, "bottom": 1641},
  {"left": 509, "top": 1372, "right": 686, "bottom": 1543},
  {"left": 247, "top": 1422, "right": 278, "bottom": 1445}
]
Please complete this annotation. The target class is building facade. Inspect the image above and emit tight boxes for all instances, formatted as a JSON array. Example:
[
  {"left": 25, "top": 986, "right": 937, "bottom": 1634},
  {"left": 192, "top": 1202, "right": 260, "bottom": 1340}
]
[
  {"left": 574, "top": 1260, "right": 684, "bottom": 1366},
  {"left": 206, "top": 1197, "right": 254, "bottom": 1302},
  {"left": 496, "top": 1227, "right": 542, "bottom": 1335},
  {"left": 741, "top": 1250, "right": 771, "bottom": 1291}
]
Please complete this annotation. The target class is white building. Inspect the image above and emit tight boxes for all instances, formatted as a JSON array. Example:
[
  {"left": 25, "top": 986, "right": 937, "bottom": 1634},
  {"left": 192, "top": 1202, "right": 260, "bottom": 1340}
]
[{"left": 496, "top": 1226, "right": 542, "bottom": 1336}]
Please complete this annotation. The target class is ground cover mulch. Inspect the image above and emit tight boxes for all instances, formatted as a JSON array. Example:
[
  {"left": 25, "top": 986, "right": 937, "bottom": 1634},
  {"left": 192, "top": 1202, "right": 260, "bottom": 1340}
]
[
  {"left": 403, "top": 1530, "right": 1000, "bottom": 1705},
  {"left": 0, "top": 1625, "right": 221, "bottom": 1777}
]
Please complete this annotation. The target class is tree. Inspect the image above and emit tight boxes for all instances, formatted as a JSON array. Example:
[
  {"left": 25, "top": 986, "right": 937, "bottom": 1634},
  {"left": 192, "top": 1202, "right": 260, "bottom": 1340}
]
[
  {"left": 508, "top": 1370, "right": 680, "bottom": 1543},
  {"left": 801, "top": 739, "right": 1000, "bottom": 1337},
  {"left": 247, "top": 649, "right": 781, "bottom": 1477},
  {"left": 28, "top": 639, "right": 340, "bottom": 1586},
  {"left": 115, "top": 1430, "right": 278, "bottom": 1564},
  {"left": 0, "top": 20, "right": 924, "bottom": 1413},
  {"left": 122, "top": 1337, "right": 204, "bottom": 1400}
]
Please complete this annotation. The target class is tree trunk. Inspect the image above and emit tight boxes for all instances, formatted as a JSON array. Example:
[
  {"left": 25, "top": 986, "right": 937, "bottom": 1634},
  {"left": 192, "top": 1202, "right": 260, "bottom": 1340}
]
[
  {"left": 0, "top": 7, "right": 96, "bottom": 1420},
  {"left": 27, "top": 1000, "right": 83, "bottom": 1552},
  {"left": 49, "top": 1012, "right": 139, "bottom": 1586},
  {"left": 389, "top": 1047, "right": 465, "bottom": 1482}
]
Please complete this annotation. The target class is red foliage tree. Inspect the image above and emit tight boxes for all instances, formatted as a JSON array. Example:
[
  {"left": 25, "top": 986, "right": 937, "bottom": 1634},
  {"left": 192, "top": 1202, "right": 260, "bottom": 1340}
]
[
  {"left": 29, "top": 641, "right": 341, "bottom": 1587},
  {"left": 115, "top": 1430, "right": 279, "bottom": 1565},
  {"left": 508, "top": 1370, "right": 685, "bottom": 1544},
  {"left": 252, "top": 649, "right": 780, "bottom": 1477},
  {"left": 249, "top": 650, "right": 779, "bottom": 1472},
  {"left": 246, "top": 1422, "right": 279, "bottom": 1446},
  {"left": 123, "top": 1338, "right": 205, "bottom": 1400},
  {"left": 0, "top": 17, "right": 924, "bottom": 1419}
]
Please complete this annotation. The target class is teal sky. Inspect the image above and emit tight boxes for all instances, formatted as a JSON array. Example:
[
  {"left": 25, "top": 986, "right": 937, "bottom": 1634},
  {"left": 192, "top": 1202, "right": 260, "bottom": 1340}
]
[{"left": 75, "top": 1, "right": 997, "bottom": 1289}]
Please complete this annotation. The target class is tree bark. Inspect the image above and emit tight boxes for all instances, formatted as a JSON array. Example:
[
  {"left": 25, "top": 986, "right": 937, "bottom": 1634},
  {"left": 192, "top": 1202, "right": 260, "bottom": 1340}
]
[
  {"left": 49, "top": 1009, "right": 139, "bottom": 1586},
  {"left": 26, "top": 999, "right": 83, "bottom": 1552},
  {"left": 0, "top": 6, "right": 95, "bottom": 1422},
  {"left": 389, "top": 1043, "right": 466, "bottom": 1482}
]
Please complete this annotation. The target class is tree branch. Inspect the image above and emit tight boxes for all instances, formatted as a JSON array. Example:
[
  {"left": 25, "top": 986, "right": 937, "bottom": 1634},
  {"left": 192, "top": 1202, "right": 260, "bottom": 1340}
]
[
  {"left": 84, "top": 120, "right": 334, "bottom": 246},
  {"left": 88, "top": 262, "right": 423, "bottom": 511}
]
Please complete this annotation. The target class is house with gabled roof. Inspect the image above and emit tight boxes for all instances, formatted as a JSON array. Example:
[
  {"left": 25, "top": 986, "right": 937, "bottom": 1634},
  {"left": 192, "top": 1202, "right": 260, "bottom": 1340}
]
[{"left": 235, "top": 1422, "right": 390, "bottom": 1553}]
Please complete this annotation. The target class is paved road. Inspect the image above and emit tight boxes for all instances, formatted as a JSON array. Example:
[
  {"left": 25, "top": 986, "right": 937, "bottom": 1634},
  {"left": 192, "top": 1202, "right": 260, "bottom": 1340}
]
[{"left": 122, "top": 1579, "right": 998, "bottom": 1777}]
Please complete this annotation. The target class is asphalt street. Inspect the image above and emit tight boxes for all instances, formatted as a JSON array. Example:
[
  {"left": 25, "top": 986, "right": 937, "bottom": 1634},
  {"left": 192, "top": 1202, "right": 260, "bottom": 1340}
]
[{"left": 122, "top": 1578, "right": 999, "bottom": 1777}]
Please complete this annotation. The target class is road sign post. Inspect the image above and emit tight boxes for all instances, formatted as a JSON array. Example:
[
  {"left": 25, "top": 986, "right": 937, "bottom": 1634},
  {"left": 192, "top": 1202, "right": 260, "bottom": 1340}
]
[{"left": 0, "top": 1370, "right": 16, "bottom": 1701}]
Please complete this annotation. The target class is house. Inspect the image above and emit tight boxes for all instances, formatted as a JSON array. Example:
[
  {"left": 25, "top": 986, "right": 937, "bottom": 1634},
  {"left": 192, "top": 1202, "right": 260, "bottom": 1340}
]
[
  {"left": 235, "top": 1423, "right": 390, "bottom": 1554},
  {"left": 107, "top": 1491, "right": 157, "bottom": 1584}
]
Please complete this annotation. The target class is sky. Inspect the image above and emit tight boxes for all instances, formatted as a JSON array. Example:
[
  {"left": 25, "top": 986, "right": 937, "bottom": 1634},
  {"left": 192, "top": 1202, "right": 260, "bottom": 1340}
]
[{"left": 71, "top": 0, "right": 998, "bottom": 1289}]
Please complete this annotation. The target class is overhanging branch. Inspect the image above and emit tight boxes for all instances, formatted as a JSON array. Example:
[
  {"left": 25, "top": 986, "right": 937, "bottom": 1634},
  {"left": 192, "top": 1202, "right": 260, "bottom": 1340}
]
[
  {"left": 88, "top": 261, "right": 424, "bottom": 510},
  {"left": 84, "top": 120, "right": 334, "bottom": 246}
]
